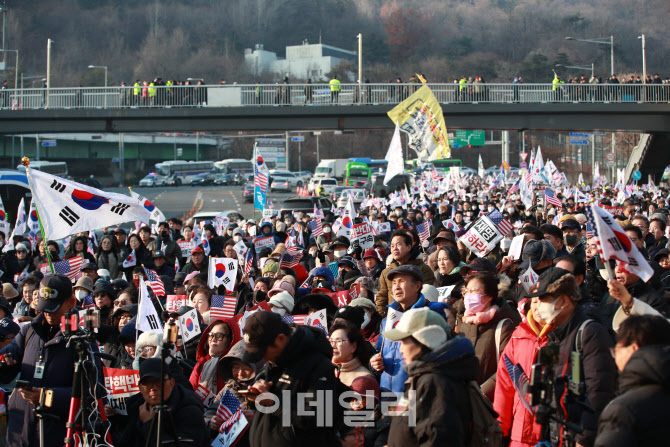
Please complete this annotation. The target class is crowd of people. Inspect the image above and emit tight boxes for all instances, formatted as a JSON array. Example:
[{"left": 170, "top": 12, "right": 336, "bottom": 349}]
[{"left": 0, "top": 169, "right": 668, "bottom": 447}]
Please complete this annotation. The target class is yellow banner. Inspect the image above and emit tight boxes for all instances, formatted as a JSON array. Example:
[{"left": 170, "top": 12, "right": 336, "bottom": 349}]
[{"left": 387, "top": 85, "right": 450, "bottom": 160}]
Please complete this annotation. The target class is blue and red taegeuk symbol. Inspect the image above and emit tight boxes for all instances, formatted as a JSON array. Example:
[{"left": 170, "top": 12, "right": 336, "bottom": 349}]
[
  {"left": 0, "top": 210, "right": 6, "bottom": 221},
  {"left": 185, "top": 318, "right": 195, "bottom": 331},
  {"left": 142, "top": 199, "right": 155, "bottom": 212},
  {"left": 71, "top": 189, "right": 109, "bottom": 211},
  {"left": 612, "top": 229, "right": 633, "bottom": 252},
  {"left": 29, "top": 209, "right": 38, "bottom": 223},
  {"left": 215, "top": 263, "right": 226, "bottom": 278},
  {"left": 257, "top": 156, "right": 264, "bottom": 165},
  {"left": 342, "top": 216, "right": 352, "bottom": 229}
]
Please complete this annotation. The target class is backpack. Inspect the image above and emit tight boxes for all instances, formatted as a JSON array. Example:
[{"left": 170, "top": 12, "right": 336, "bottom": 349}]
[{"left": 466, "top": 380, "right": 503, "bottom": 447}]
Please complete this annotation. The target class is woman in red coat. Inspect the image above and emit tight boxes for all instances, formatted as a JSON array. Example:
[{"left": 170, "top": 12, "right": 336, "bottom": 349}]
[
  {"left": 189, "top": 317, "right": 241, "bottom": 394},
  {"left": 494, "top": 297, "right": 552, "bottom": 447}
]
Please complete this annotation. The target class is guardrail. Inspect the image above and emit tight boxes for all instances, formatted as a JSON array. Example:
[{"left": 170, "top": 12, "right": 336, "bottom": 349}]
[{"left": 0, "top": 83, "right": 668, "bottom": 110}]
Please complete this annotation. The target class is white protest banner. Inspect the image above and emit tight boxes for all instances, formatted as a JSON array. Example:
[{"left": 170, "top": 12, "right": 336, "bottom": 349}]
[
  {"left": 460, "top": 216, "right": 503, "bottom": 258},
  {"left": 103, "top": 367, "right": 140, "bottom": 416},
  {"left": 253, "top": 236, "right": 275, "bottom": 252},
  {"left": 520, "top": 266, "right": 539, "bottom": 293},
  {"left": 178, "top": 240, "right": 194, "bottom": 258},
  {"left": 166, "top": 295, "right": 189, "bottom": 312},
  {"left": 508, "top": 234, "right": 525, "bottom": 260},
  {"left": 350, "top": 222, "right": 374, "bottom": 251},
  {"left": 436, "top": 285, "right": 455, "bottom": 303},
  {"left": 262, "top": 209, "right": 279, "bottom": 219}
]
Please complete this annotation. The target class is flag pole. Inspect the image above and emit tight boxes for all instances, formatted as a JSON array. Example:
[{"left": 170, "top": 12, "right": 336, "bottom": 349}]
[{"left": 22, "top": 157, "right": 55, "bottom": 274}]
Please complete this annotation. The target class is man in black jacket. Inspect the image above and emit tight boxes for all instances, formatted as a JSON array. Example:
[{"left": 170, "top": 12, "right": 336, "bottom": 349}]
[
  {"left": 595, "top": 315, "right": 670, "bottom": 447},
  {"left": 242, "top": 311, "right": 342, "bottom": 447},
  {"left": 529, "top": 268, "right": 617, "bottom": 447},
  {"left": 120, "top": 358, "right": 208, "bottom": 446}
]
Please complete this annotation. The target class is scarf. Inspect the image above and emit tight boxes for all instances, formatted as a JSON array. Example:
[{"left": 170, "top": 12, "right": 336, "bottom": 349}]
[
  {"left": 199, "top": 356, "right": 220, "bottom": 393},
  {"left": 463, "top": 304, "right": 499, "bottom": 325}
]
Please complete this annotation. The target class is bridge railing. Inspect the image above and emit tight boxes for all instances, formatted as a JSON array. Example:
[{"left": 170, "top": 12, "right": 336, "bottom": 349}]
[{"left": 0, "top": 83, "right": 668, "bottom": 110}]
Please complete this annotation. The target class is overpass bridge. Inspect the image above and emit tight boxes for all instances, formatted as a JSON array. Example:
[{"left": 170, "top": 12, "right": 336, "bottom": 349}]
[{"left": 0, "top": 82, "right": 668, "bottom": 179}]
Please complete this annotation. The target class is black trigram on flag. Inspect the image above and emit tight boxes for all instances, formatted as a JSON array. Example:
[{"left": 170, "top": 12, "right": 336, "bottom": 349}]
[
  {"left": 146, "top": 314, "right": 160, "bottom": 330},
  {"left": 59, "top": 206, "right": 80, "bottom": 226},
  {"left": 110, "top": 203, "right": 131, "bottom": 215},
  {"left": 50, "top": 179, "right": 66, "bottom": 193}
]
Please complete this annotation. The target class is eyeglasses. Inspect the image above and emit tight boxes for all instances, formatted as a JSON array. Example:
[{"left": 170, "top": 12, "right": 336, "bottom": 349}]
[
  {"left": 114, "top": 299, "right": 131, "bottom": 306},
  {"left": 328, "top": 339, "right": 349, "bottom": 347},
  {"left": 16, "top": 250, "right": 27, "bottom": 254},
  {"left": 462, "top": 288, "right": 485, "bottom": 294},
  {"left": 208, "top": 332, "right": 229, "bottom": 342},
  {"left": 138, "top": 346, "right": 156, "bottom": 355}
]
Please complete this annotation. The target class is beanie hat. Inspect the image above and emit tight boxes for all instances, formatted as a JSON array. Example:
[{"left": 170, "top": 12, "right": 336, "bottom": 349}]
[
  {"left": 267, "top": 280, "right": 295, "bottom": 298},
  {"left": 262, "top": 261, "right": 279, "bottom": 276},
  {"left": 268, "top": 291, "right": 294, "bottom": 313}
]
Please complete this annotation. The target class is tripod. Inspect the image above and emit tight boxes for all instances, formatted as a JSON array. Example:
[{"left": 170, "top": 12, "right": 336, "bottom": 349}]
[{"left": 62, "top": 311, "right": 113, "bottom": 447}]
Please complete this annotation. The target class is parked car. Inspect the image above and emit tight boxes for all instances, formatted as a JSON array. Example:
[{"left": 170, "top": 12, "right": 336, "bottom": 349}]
[
  {"left": 336, "top": 189, "right": 366, "bottom": 208},
  {"left": 460, "top": 166, "right": 478, "bottom": 176},
  {"left": 214, "top": 173, "right": 238, "bottom": 185},
  {"left": 269, "top": 171, "right": 303, "bottom": 191},
  {"left": 308, "top": 177, "right": 338, "bottom": 194},
  {"left": 279, "top": 197, "right": 332, "bottom": 217},
  {"left": 192, "top": 210, "right": 244, "bottom": 226},
  {"left": 242, "top": 183, "right": 254, "bottom": 203},
  {"left": 190, "top": 173, "right": 216, "bottom": 186},
  {"left": 139, "top": 173, "right": 167, "bottom": 187},
  {"left": 294, "top": 170, "right": 313, "bottom": 183}
]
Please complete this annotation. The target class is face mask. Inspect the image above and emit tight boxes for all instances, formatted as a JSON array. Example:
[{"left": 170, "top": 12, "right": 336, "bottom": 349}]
[
  {"left": 464, "top": 293, "right": 488, "bottom": 314},
  {"left": 133, "top": 278, "right": 140, "bottom": 288},
  {"left": 233, "top": 235, "right": 242, "bottom": 243},
  {"left": 323, "top": 227, "right": 331, "bottom": 234},
  {"left": 472, "top": 205, "right": 478, "bottom": 210},
  {"left": 248, "top": 227, "right": 257, "bottom": 236},
  {"left": 415, "top": 216, "right": 423, "bottom": 223},
  {"left": 537, "top": 296, "right": 563, "bottom": 323},
  {"left": 361, "top": 312, "right": 371, "bottom": 329},
  {"left": 565, "top": 234, "right": 580, "bottom": 247},
  {"left": 271, "top": 307, "right": 287, "bottom": 316},
  {"left": 488, "top": 206, "right": 495, "bottom": 213},
  {"left": 507, "top": 207, "right": 515, "bottom": 213},
  {"left": 334, "top": 249, "right": 347, "bottom": 258},
  {"left": 160, "top": 231, "right": 169, "bottom": 240},
  {"left": 75, "top": 290, "right": 88, "bottom": 301}
]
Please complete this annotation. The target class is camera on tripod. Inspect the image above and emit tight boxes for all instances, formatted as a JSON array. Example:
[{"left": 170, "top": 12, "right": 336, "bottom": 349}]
[{"left": 60, "top": 307, "right": 100, "bottom": 340}]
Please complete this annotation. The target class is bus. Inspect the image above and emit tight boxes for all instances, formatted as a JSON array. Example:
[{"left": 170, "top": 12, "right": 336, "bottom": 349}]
[
  {"left": 17, "top": 161, "right": 68, "bottom": 178},
  {"left": 344, "top": 162, "right": 371, "bottom": 186},
  {"left": 154, "top": 160, "right": 215, "bottom": 185},
  {"left": 349, "top": 158, "right": 388, "bottom": 173},
  {"left": 432, "top": 159, "right": 463, "bottom": 172},
  {"left": 214, "top": 159, "right": 254, "bottom": 175}
]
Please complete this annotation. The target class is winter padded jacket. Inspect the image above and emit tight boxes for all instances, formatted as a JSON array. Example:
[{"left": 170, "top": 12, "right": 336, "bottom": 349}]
[
  {"left": 494, "top": 315, "right": 552, "bottom": 446},
  {"left": 595, "top": 344, "right": 670, "bottom": 447},
  {"left": 388, "top": 336, "right": 478, "bottom": 447},
  {"left": 249, "top": 325, "right": 342, "bottom": 447},
  {"left": 189, "top": 317, "right": 241, "bottom": 393}
]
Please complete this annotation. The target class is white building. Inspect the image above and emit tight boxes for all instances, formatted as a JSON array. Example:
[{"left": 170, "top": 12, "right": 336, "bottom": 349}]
[{"left": 244, "top": 42, "right": 356, "bottom": 81}]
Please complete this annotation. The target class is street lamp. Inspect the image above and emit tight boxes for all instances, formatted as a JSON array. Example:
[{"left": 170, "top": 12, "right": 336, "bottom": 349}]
[
  {"left": 556, "top": 63, "right": 594, "bottom": 79},
  {"left": 46, "top": 38, "right": 53, "bottom": 108},
  {"left": 87, "top": 65, "right": 108, "bottom": 87},
  {"left": 565, "top": 36, "right": 614, "bottom": 76},
  {"left": 638, "top": 34, "right": 646, "bottom": 83}
]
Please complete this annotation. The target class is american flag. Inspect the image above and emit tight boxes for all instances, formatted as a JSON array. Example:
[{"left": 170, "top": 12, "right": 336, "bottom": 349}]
[
  {"left": 504, "top": 354, "right": 533, "bottom": 414},
  {"left": 585, "top": 222, "right": 595, "bottom": 239},
  {"left": 544, "top": 188, "right": 563, "bottom": 208},
  {"left": 143, "top": 266, "right": 166, "bottom": 296},
  {"left": 416, "top": 222, "right": 430, "bottom": 242},
  {"left": 524, "top": 170, "right": 533, "bottom": 185},
  {"left": 53, "top": 257, "right": 84, "bottom": 282},
  {"left": 216, "top": 389, "right": 244, "bottom": 431},
  {"left": 210, "top": 294, "right": 238, "bottom": 319},
  {"left": 507, "top": 178, "right": 520, "bottom": 195},
  {"left": 284, "top": 235, "right": 299, "bottom": 254},
  {"left": 281, "top": 314, "right": 307, "bottom": 325},
  {"left": 244, "top": 250, "right": 254, "bottom": 274},
  {"left": 278, "top": 251, "right": 303, "bottom": 269},
  {"left": 308, "top": 218, "right": 323, "bottom": 237},
  {"left": 254, "top": 161, "right": 268, "bottom": 193},
  {"left": 487, "top": 209, "right": 514, "bottom": 236},
  {"left": 313, "top": 204, "right": 324, "bottom": 219}
]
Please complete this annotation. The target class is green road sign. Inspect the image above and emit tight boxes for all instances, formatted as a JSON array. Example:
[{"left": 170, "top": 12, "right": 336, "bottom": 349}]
[{"left": 451, "top": 130, "right": 485, "bottom": 147}]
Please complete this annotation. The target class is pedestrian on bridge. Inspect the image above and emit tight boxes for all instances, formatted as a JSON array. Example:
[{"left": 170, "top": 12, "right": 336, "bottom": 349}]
[{"left": 330, "top": 75, "right": 340, "bottom": 104}]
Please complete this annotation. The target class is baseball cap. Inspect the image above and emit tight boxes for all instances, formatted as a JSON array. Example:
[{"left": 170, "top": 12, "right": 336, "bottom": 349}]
[
  {"left": 432, "top": 230, "right": 456, "bottom": 244},
  {"left": 526, "top": 267, "right": 572, "bottom": 297},
  {"left": 113, "top": 227, "right": 127, "bottom": 235},
  {"left": 139, "top": 357, "right": 172, "bottom": 382},
  {"left": 460, "top": 258, "right": 497, "bottom": 276},
  {"left": 382, "top": 307, "right": 450, "bottom": 350},
  {"left": 0, "top": 317, "right": 20, "bottom": 337},
  {"left": 36, "top": 274, "right": 73, "bottom": 313},
  {"left": 519, "top": 239, "right": 556, "bottom": 270},
  {"left": 386, "top": 264, "right": 424, "bottom": 283},
  {"left": 173, "top": 272, "right": 186, "bottom": 287},
  {"left": 242, "top": 311, "right": 290, "bottom": 363},
  {"left": 561, "top": 219, "right": 581, "bottom": 231},
  {"left": 153, "top": 250, "right": 165, "bottom": 259},
  {"left": 191, "top": 246, "right": 204, "bottom": 255},
  {"left": 81, "top": 262, "right": 97, "bottom": 272}
]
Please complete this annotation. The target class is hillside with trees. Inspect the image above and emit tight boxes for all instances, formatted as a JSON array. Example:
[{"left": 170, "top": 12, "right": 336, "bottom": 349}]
[{"left": 3, "top": 0, "right": 667, "bottom": 86}]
